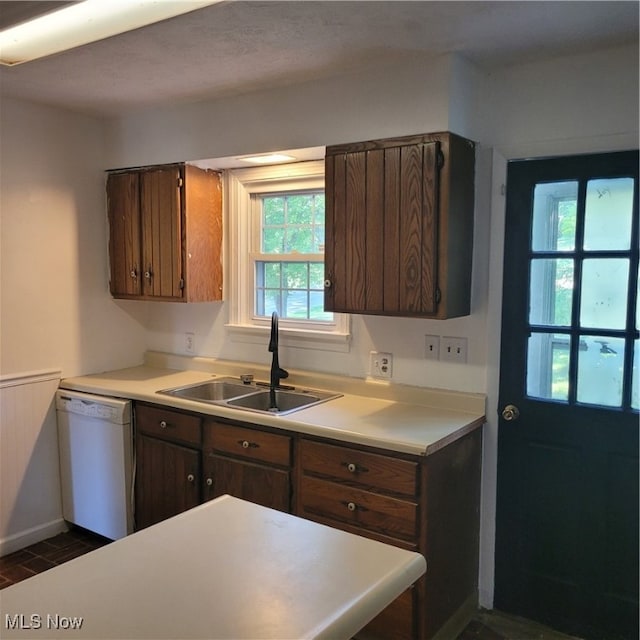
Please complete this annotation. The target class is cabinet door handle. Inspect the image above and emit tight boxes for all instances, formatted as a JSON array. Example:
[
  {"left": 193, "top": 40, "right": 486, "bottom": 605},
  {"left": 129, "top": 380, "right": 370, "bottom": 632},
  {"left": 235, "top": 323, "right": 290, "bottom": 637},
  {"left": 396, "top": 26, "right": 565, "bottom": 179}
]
[
  {"left": 205, "top": 478, "right": 213, "bottom": 486},
  {"left": 130, "top": 268, "right": 138, "bottom": 279},
  {"left": 187, "top": 474, "right": 195, "bottom": 483},
  {"left": 324, "top": 278, "right": 332, "bottom": 289},
  {"left": 144, "top": 269, "right": 153, "bottom": 280}
]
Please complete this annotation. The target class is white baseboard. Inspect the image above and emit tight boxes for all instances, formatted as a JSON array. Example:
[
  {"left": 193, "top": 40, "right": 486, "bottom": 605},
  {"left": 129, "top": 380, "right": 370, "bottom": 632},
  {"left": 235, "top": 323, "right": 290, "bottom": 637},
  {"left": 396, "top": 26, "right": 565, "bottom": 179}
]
[{"left": 0, "top": 519, "right": 68, "bottom": 557}]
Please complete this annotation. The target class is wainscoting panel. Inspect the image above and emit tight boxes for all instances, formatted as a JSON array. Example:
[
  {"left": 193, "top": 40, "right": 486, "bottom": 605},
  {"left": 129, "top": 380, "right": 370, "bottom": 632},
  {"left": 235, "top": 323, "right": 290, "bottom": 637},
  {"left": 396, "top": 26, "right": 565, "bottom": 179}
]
[{"left": 0, "top": 370, "right": 66, "bottom": 556}]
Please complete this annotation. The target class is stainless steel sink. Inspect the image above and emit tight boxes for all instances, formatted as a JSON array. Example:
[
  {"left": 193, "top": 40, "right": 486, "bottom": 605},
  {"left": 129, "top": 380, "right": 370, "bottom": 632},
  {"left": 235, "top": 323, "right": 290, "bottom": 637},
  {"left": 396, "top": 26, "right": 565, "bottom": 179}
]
[
  {"left": 158, "top": 377, "right": 341, "bottom": 415},
  {"left": 227, "top": 389, "right": 340, "bottom": 415},
  {"left": 158, "top": 378, "right": 256, "bottom": 402}
]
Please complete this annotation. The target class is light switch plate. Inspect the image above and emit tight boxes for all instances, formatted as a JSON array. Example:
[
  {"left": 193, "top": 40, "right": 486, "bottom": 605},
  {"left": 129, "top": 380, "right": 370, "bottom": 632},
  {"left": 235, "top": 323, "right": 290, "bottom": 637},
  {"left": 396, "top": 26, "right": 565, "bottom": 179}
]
[
  {"left": 425, "top": 335, "right": 440, "bottom": 360},
  {"left": 440, "top": 337, "right": 467, "bottom": 363}
]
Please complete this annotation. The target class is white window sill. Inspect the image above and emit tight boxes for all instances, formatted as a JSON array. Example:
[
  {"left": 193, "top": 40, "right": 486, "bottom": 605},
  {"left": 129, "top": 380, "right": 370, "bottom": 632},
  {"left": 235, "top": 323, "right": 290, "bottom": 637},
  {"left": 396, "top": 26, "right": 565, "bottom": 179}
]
[{"left": 225, "top": 323, "right": 351, "bottom": 353}]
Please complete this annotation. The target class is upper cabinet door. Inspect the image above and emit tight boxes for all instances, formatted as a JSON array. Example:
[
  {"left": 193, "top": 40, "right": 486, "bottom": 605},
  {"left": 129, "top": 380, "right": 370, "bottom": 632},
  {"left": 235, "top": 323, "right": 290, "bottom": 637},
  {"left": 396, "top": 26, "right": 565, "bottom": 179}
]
[
  {"left": 325, "top": 132, "right": 475, "bottom": 319},
  {"left": 106, "top": 163, "right": 223, "bottom": 302},
  {"left": 140, "top": 166, "right": 183, "bottom": 299},
  {"left": 107, "top": 172, "right": 142, "bottom": 297}
]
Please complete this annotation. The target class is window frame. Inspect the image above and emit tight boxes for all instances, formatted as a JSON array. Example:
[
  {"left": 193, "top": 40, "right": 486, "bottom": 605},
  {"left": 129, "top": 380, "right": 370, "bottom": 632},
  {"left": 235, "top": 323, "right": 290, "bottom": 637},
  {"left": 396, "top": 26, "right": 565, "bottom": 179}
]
[{"left": 225, "top": 160, "right": 350, "bottom": 352}]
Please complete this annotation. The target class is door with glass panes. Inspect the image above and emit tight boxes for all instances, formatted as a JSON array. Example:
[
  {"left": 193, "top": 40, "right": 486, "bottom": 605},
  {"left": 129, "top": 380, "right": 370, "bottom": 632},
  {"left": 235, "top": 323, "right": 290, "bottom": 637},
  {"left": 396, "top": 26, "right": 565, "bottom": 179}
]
[{"left": 495, "top": 151, "right": 638, "bottom": 640}]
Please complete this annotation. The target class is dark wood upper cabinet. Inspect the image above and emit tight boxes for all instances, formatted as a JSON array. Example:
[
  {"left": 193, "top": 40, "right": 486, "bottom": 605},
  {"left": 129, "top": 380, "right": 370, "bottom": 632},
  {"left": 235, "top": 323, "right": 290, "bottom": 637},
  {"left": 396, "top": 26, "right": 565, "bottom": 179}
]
[
  {"left": 107, "top": 163, "right": 222, "bottom": 302},
  {"left": 324, "top": 132, "right": 475, "bottom": 318}
]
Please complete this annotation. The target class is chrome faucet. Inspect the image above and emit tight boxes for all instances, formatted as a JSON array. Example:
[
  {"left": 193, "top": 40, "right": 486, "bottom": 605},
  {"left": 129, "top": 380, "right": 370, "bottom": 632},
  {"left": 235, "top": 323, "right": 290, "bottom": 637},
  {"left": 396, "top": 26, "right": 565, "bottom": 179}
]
[{"left": 268, "top": 311, "right": 288, "bottom": 408}]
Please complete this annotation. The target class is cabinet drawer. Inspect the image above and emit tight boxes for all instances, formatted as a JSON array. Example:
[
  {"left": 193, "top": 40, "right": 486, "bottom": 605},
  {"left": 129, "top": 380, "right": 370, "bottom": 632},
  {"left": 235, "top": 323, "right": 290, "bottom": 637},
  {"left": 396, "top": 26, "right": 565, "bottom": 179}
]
[
  {"left": 136, "top": 404, "right": 201, "bottom": 446},
  {"left": 204, "top": 422, "right": 291, "bottom": 467},
  {"left": 300, "top": 440, "right": 418, "bottom": 497},
  {"left": 299, "top": 476, "right": 417, "bottom": 541}
]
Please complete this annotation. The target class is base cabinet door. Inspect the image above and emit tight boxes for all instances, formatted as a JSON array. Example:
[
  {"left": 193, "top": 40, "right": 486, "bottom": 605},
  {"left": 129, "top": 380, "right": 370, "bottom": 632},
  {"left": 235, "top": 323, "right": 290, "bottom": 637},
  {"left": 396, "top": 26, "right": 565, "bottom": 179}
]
[
  {"left": 203, "top": 454, "right": 291, "bottom": 512},
  {"left": 135, "top": 434, "right": 200, "bottom": 529},
  {"left": 355, "top": 587, "right": 417, "bottom": 640}
]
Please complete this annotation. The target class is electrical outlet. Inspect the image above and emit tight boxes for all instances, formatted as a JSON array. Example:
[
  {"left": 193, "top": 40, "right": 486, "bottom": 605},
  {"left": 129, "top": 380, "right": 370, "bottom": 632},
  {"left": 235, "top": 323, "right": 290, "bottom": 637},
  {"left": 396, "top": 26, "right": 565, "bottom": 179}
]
[
  {"left": 184, "top": 332, "right": 195, "bottom": 354},
  {"left": 425, "top": 335, "right": 440, "bottom": 360},
  {"left": 440, "top": 337, "right": 468, "bottom": 363},
  {"left": 370, "top": 351, "right": 393, "bottom": 379}
]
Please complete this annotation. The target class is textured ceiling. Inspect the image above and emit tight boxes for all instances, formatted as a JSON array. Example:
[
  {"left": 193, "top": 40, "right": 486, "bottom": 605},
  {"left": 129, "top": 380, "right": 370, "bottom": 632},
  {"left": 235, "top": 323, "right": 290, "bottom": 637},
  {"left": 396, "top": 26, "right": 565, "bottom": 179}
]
[{"left": 0, "top": 1, "right": 638, "bottom": 117}]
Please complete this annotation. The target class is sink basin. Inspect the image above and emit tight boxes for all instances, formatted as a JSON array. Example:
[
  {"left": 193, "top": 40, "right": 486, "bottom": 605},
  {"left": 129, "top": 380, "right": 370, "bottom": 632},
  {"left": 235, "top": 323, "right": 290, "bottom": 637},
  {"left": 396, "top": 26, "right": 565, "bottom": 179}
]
[
  {"left": 159, "top": 377, "right": 341, "bottom": 415},
  {"left": 159, "top": 378, "right": 256, "bottom": 402},
  {"left": 227, "top": 389, "right": 340, "bottom": 415}
]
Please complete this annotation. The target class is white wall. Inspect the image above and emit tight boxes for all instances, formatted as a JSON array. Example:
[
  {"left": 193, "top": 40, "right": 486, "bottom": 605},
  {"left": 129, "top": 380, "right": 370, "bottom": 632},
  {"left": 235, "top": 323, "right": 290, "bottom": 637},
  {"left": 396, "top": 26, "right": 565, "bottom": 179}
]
[
  {"left": 0, "top": 99, "right": 148, "bottom": 550},
  {"left": 0, "top": 98, "right": 148, "bottom": 378}
]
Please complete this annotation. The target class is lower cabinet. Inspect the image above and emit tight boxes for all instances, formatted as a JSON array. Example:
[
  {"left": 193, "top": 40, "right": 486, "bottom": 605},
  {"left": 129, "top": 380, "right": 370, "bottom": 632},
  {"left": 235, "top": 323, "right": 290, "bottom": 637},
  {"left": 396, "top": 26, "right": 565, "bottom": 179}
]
[
  {"left": 202, "top": 420, "right": 292, "bottom": 512},
  {"left": 135, "top": 404, "right": 202, "bottom": 529},
  {"left": 134, "top": 401, "right": 482, "bottom": 640},
  {"left": 296, "top": 431, "right": 483, "bottom": 640}
]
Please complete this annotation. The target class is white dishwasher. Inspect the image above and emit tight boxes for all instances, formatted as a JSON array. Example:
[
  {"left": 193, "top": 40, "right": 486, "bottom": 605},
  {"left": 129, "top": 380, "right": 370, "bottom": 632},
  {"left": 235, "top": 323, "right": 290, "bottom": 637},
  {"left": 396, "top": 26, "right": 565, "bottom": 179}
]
[{"left": 56, "top": 390, "right": 133, "bottom": 540}]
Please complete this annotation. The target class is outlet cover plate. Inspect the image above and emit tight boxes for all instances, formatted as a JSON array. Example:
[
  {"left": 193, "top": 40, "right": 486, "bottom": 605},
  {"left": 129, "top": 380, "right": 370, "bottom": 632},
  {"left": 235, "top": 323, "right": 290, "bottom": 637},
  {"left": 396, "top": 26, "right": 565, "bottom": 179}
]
[{"left": 370, "top": 351, "right": 393, "bottom": 379}]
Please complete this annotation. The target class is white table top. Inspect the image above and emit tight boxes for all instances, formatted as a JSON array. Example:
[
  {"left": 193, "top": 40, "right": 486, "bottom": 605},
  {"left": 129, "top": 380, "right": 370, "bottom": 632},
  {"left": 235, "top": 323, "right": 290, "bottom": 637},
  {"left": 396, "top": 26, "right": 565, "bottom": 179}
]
[{"left": 0, "top": 496, "right": 426, "bottom": 639}]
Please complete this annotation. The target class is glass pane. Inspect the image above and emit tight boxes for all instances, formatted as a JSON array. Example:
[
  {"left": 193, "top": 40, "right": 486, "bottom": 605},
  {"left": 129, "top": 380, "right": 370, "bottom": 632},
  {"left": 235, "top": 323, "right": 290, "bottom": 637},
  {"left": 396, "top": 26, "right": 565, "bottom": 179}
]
[
  {"left": 526, "top": 332, "right": 570, "bottom": 401},
  {"left": 580, "top": 259, "right": 629, "bottom": 329},
  {"left": 287, "top": 227, "right": 313, "bottom": 253},
  {"left": 577, "top": 335, "right": 625, "bottom": 407},
  {"left": 632, "top": 340, "right": 639, "bottom": 410},
  {"left": 264, "top": 263, "right": 280, "bottom": 288},
  {"left": 531, "top": 181, "right": 577, "bottom": 251},
  {"left": 262, "top": 226, "right": 284, "bottom": 254},
  {"left": 287, "top": 194, "right": 313, "bottom": 224},
  {"left": 285, "top": 290, "right": 308, "bottom": 319},
  {"left": 584, "top": 178, "right": 634, "bottom": 250},
  {"left": 529, "top": 258, "right": 574, "bottom": 326},
  {"left": 309, "top": 263, "right": 324, "bottom": 289},
  {"left": 310, "top": 291, "right": 332, "bottom": 321},
  {"left": 283, "top": 263, "right": 308, "bottom": 289},
  {"left": 263, "top": 196, "right": 284, "bottom": 225}
]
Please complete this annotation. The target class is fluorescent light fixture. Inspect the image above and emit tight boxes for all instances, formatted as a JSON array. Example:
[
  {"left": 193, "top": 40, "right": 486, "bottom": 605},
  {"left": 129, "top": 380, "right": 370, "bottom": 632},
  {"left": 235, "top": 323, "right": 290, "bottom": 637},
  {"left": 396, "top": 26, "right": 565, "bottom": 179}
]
[
  {"left": 0, "top": 0, "right": 223, "bottom": 66},
  {"left": 238, "top": 153, "right": 297, "bottom": 165}
]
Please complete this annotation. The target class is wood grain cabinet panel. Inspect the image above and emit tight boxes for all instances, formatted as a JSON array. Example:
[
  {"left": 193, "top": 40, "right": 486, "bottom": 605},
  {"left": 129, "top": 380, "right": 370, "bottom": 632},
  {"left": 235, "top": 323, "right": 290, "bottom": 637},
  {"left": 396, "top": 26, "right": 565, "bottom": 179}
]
[
  {"left": 202, "top": 420, "right": 292, "bottom": 513},
  {"left": 107, "top": 163, "right": 222, "bottom": 302},
  {"left": 136, "top": 403, "right": 201, "bottom": 446},
  {"left": 296, "top": 430, "right": 483, "bottom": 640},
  {"left": 324, "top": 131, "right": 474, "bottom": 318},
  {"left": 299, "top": 475, "right": 417, "bottom": 541},
  {"left": 135, "top": 434, "right": 200, "bottom": 530},
  {"left": 300, "top": 439, "right": 417, "bottom": 497}
]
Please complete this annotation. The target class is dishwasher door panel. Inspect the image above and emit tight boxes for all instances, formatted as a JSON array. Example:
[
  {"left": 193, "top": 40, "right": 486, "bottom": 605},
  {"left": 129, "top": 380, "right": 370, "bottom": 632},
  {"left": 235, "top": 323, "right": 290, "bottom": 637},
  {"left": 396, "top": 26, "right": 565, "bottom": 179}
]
[{"left": 57, "top": 405, "right": 132, "bottom": 540}]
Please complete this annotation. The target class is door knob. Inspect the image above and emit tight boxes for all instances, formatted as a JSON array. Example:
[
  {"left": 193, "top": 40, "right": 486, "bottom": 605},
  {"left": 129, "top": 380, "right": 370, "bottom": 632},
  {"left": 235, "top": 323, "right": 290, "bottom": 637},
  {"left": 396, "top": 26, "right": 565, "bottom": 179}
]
[{"left": 502, "top": 404, "right": 520, "bottom": 421}]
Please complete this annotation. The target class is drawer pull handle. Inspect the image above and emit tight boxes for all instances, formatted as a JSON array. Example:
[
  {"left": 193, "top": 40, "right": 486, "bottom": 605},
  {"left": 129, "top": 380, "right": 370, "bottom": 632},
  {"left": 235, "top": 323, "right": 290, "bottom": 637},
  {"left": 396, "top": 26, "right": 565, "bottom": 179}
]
[
  {"left": 239, "top": 440, "right": 259, "bottom": 449},
  {"left": 206, "top": 478, "right": 213, "bottom": 486},
  {"left": 347, "top": 502, "right": 357, "bottom": 512},
  {"left": 343, "top": 462, "right": 368, "bottom": 474},
  {"left": 187, "top": 474, "right": 195, "bottom": 483},
  {"left": 160, "top": 420, "right": 168, "bottom": 429}
]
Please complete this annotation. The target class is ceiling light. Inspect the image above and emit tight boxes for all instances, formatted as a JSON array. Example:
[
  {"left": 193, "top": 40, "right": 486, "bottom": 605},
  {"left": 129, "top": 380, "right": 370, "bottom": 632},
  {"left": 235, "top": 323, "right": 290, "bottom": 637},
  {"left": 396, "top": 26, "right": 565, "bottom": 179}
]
[
  {"left": 0, "top": 0, "right": 223, "bottom": 66},
  {"left": 238, "top": 154, "right": 297, "bottom": 165}
]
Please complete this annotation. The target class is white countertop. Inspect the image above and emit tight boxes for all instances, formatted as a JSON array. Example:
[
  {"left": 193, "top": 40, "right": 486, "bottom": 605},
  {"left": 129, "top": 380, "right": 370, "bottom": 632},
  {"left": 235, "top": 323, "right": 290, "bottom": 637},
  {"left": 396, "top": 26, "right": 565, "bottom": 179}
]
[
  {"left": 58, "top": 355, "right": 485, "bottom": 456},
  {"left": 0, "top": 495, "right": 426, "bottom": 640}
]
